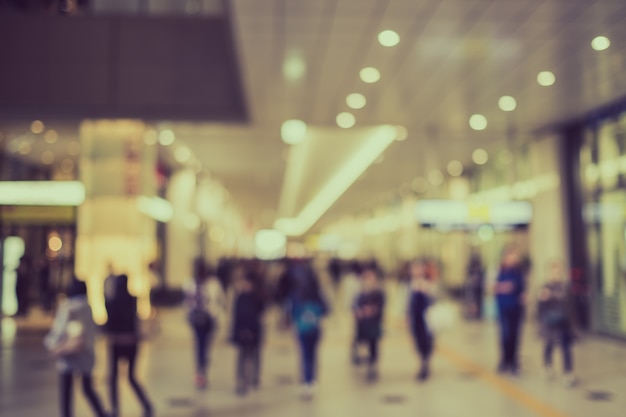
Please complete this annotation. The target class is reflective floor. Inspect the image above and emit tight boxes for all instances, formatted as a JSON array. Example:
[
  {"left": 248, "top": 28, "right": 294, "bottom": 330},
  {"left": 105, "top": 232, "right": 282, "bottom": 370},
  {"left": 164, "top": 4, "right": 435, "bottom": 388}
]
[{"left": 2, "top": 289, "right": 626, "bottom": 417}]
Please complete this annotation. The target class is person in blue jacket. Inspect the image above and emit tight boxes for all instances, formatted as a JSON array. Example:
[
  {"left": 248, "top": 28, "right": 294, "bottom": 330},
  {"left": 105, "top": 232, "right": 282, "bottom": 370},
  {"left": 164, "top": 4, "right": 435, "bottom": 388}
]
[{"left": 494, "top": 245, "right": 527, "bottom": 375}]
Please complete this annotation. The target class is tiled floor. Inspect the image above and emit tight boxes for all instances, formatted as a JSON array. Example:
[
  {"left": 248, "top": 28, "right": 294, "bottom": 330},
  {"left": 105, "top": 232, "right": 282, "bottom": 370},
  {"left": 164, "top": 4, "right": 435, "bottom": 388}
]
[{"left": 2, "top": 287, "right": 625, "bottom": 417}]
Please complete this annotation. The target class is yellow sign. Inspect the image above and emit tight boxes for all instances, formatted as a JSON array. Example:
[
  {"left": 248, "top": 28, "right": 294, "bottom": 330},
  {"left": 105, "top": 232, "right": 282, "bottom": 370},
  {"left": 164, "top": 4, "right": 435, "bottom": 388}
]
[{"left": 0, "top": 205, "right": 75, "bottom": 224}]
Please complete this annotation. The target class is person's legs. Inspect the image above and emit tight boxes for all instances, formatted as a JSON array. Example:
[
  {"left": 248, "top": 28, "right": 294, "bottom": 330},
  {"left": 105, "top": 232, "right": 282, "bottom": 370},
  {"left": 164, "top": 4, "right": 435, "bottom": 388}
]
[
  {"left": 236, "top": 346, "right": 248, "bottom": 393},
  {"left": 368, "top": 338, "right": 379, "bottom": 365},
  {"left": 413, "top": 314, "right": 432, "bottom": 380},
  {"left": 60, "top": 371, "right": 73, "bottom": 417},
  {"left": 298, "top": 331, "right": 319, "bottom": 385},
  {"left": 193, "top": 326, "right": 210, "bottom": 387},
  {"left": 509, "top": 308, "right": 523, "bottom": 372},
  {"left": 109, "top": 344, "right": 120, "bottom": 416},
  {"left": 125, "top": 344, "right": 153, "bottom": 414},
  {"left": 251, "top": 344, "right": 261, "bottom": 388},
  {"left": 81, "top": 373, "right": 108, "bottom": 417},
  {"left": 560, "top": 330, "right": 574, "bottom": 374}
]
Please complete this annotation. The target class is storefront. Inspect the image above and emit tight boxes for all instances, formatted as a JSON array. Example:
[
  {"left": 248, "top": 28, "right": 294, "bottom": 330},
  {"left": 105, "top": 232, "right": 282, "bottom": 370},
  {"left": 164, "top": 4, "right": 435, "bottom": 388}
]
[{"left": 568, "top": 105, "right": 626, "bottom": 338}]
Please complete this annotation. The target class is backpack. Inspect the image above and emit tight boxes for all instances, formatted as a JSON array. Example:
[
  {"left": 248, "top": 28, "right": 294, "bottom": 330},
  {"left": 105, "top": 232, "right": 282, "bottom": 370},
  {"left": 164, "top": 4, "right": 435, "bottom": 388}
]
[
  {"left": 294, "top": 301, "right": 324, "bottom": 334},
  {"left": 187, "top": 282, "right": 214, "bottom": 331}
]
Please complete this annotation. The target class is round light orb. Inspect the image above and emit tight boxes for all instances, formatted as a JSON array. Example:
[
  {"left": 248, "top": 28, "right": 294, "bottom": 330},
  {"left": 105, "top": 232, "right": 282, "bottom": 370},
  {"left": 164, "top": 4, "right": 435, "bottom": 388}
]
[
  {"left": 591, "top": 36, "right": 610, "bottom": 51},
  {"left": 346, "top": 93, "right": 366, "bottom": 109},
  {"left": 472, "top": 148, "right": 489, "bottom": 165},
  {"left": 537, "top": 71, "right": 556, "bottom": 86},
  {"left": 281, "top": 119, "right": 307, "bottom": 144},
  {"left": 378, "top": 30, "right": 400, "bottom": 47},
  {"left": 498, "top": 96, "right": 517, "bottom": 112},
  {"left": 360, "top": 67, "right": 381, "bottom": 83},
  {"left": 336, "top": 112, "right": 356, "bottom": 129},
  {"left": 469, "top": 114, "right": 488, "bottom": 131}
]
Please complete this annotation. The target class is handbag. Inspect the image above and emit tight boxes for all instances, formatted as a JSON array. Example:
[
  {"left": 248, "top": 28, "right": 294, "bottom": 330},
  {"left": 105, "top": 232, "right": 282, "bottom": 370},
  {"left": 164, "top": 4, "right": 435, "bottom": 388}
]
[{"left": 52, "top": 319, "right": 85, "bottom": 356}]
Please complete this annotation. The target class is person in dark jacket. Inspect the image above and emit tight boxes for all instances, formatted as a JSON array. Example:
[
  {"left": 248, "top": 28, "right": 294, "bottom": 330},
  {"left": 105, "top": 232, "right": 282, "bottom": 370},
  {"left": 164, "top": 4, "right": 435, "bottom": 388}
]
[
  {"left": 231, "top": 272, "right": 266, "bottom": 396},
  {"left": 352, "top": 265, "right": 385, "bottom": 380},
  {"left": 494, "top": 245, "right": 527, "bottom": 375},
  {"left": 408, "top": 260, "right": 437, "bottom": 381},
  {"left": 538, "top": 261, "right": 576, "bottom": 386},
  {"left": 105, "top": 274, "right": 153, "bottom": 417}
]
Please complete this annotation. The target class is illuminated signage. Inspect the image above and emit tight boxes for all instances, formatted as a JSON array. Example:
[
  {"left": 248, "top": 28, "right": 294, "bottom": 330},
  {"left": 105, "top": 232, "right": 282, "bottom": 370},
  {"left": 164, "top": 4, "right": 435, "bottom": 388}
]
[
  {"left": 415, "top": 200, "right": 533, "bottom": 228},
  {"left": 0, "top": 181, "right": 85, "bottom": 206}
]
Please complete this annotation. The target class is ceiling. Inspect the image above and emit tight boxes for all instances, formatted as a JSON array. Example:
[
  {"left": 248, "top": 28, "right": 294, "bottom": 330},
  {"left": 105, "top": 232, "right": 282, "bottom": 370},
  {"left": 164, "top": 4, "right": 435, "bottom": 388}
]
[
  {"left": 2, "top": 0, "right": 626, "bottom": 235},
  {"left": 185, "top": 0, "right": 626, "bottom": 231}
]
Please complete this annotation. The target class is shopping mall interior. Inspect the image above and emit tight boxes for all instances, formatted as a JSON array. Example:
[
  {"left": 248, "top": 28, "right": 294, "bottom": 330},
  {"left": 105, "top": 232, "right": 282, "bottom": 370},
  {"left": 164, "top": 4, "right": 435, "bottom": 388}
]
[{"left": 1, "top": 1, "right": 626, "bottom": 417}]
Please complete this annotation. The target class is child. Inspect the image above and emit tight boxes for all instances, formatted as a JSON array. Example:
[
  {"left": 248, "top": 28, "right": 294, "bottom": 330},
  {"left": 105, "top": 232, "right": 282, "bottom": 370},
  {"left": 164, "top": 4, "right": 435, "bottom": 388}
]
[
  {"left": 231, "top": 273, "right": 265, "bottom": 396},
  {"left": 538, "top": 261, "right": 576, "bottom": 387},
  {"left": 44, "top": 278, "right": 109, "bottom": 417},
  {"left": 352, "top": 265, "right": 385, "bottom": 380}
]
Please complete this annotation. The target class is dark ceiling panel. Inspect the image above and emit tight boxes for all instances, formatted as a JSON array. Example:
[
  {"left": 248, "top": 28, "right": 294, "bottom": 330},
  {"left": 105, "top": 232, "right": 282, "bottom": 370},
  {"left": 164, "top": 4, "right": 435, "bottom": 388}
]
[{"left": 0, "top": 15, "right": 247, "bottom": 121}]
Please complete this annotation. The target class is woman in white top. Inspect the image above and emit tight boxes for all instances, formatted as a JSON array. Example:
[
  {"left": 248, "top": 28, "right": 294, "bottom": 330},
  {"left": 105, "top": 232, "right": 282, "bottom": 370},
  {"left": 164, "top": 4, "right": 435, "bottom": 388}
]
[
  {"left": 184, "top": 264, "right": 226, "bottom": 389},
  {"left": 45, "top": 279, "right": 108, "bottom": 417}
]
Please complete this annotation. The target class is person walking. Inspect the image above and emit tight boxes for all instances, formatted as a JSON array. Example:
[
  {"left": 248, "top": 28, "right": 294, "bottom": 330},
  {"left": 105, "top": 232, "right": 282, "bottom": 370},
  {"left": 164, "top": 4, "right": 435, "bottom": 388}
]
[
  {"left": 44, "top": 278, "right": 109, "bottom": 417},
  {"left": 494, "top": 245, "right": 527, "bottom": 375},
  {"left": 352, "top": 265, "right": 385, "bottom": 380},
  {"left": 231, "top": 272, "right": 266, "bottom": 396},
  {"left": 538, "top": 261, "right": 576, "bottom": 387},
  {"left": 105, "top": 274, "right": 153, "bottom": 417},
  {"left": 291, "top": 265, "right": 328, "bottom": 399},
  {"left": 407, "top": 260, "right": 437, "bottom": 381},
  {"left": 184, "top": 263, "right": 225, "bottom": 389}
]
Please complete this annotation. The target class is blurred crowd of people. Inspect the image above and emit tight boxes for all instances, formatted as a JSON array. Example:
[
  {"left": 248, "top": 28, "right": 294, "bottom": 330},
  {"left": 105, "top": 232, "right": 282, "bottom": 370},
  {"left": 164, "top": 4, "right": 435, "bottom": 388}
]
[{"left": 39, "top": 245, "right": 580, "bottom": 416}]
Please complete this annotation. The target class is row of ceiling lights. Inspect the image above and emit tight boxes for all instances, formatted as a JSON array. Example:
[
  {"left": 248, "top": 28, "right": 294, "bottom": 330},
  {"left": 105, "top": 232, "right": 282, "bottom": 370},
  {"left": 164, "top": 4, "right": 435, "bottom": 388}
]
[{"left": 468, "top": 35, "right": 612, "bottom": 131}]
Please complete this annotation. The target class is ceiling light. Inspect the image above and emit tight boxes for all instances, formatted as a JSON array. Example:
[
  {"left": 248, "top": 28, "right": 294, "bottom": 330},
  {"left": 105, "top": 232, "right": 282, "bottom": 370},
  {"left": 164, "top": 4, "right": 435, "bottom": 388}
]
[
  {"left": 428, "top": 169, "right": 444, "bottom": 186},
  {"left": 336, "top": 112, "right": 356, "bottom": 128},
  {"left": 174, "top": 146, "right": 191, "bottom": 163},
  {"left": 158, "top": 129, "right": 176, "bottom": 146},
  {"left": 274, "top": 125, "right": 398, "bottom": 236},
  {"left": 591, "top": 36, "right": 610, "bottom": 51},
  {"left": 44, "top": 130, "right": 58, "bottom": 144},
  {"left": 395, "top": 125, "right": 408, "bottom": 141},
  {"left": 255, "top": 229, "right": 287, "bottom": 260},
  {"left": 281, "top": 119, "right": 307, "bottom": 144},
  {"left": 472, "top": 148, "right": 489, "bottom": 165},
  {"left": 378, "top": 30, "right": 400, "bottom": 47},
  {"left": 447, "top": 160, "right": 464, "bottom": 176},
  {"left": 346, "top": 93, "right": 367, "bottom": 109},
  {"left": 537, "top": 71, "right": 556, "bottom": 86},
  {"left": 41, "top": 150, "right": 55, "bottom": 165},
  {"left": 30, "top": 120, "right": 44, "bottom": 134},
  {"left": 498, "top": 96, "right": 517, "bottom": 112},
  {"left": 469, "top": 114, "right": 488, "bottom": 130},
  {"left": 360, "top": 67, "right": 381, "bottom": 83},
  {"left": 283, "top": 54, "right": 306, "bottom": 80}
]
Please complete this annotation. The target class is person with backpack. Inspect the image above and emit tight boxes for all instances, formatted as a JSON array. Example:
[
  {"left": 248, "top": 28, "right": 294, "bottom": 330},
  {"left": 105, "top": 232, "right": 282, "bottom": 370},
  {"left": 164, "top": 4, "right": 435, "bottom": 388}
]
[
  {"left": 184, "top": 262, "right": 226, "bottom": 389},
  {"left": 352, "top": 264, "right": 385, "bottom": 381},
  {"left": 44, "top": 278, "right": 109, "bottom": 417},
  {"left": 231, "top": 272, "right": 266, "bottom": 396},
  {"left": 105, "top": 274, "right": 153, "bottom": 417},
  {"left": 290, "top": 266, "right": 328, "bottom": 399},
  {"left": 538, "top": 260, "right": 576, "bottom": 387}
]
